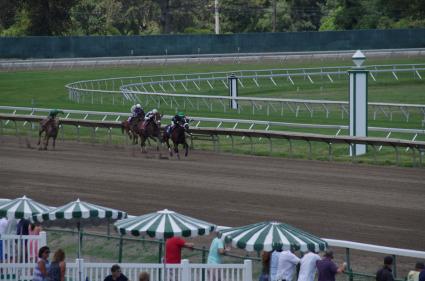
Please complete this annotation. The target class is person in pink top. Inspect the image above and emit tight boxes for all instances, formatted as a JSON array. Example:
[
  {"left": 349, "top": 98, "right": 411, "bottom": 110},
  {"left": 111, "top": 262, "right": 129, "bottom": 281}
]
[{"left": 29, "top": 223, "right": 42, "bottom": 262}]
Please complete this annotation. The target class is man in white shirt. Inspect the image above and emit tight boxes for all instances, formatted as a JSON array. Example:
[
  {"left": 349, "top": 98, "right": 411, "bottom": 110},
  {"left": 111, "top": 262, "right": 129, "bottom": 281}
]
[
  {"left": 297, "top": 250, "right": 321, "bottom": 281},
  {"left": 0, "top": 218, "right": 8, "bottom": 262},
  {"left": 276, "top": 249, "right": 300, "bottom": 281}
]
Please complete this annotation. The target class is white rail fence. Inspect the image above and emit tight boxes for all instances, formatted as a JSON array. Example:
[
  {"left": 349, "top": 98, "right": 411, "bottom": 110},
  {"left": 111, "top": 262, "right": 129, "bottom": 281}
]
[
  {"left": 0, "top": 232, "right": 47, "bottom": 264},
  {"left": 0, "top": 259, "right": 252, "bottom": 281}
]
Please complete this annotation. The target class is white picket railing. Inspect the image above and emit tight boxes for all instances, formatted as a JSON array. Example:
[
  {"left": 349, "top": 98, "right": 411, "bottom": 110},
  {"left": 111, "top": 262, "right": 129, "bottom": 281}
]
[
  {"left": 0, "top": 259, "right": 252, "bottom": 281},
  {"left": 0, "top": 232, "right": 47, "bottom": 264}
]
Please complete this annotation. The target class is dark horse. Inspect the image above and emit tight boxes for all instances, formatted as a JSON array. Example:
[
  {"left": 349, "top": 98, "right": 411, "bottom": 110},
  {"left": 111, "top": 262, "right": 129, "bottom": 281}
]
[
  {"left": 121, "top": 116, "right": 143, "bottom": 144},
  {"left": 163, "top": 122, "right": 189, "bottom": 159},
  {"left": 135, "top": 112, "right": 162, "bottom": 153},
  {"left": 38, "top": 118, "right": 59, "bottom": 150}
]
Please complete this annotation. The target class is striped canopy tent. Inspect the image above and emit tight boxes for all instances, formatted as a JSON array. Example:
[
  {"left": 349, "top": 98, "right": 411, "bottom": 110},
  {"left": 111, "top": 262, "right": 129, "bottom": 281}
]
[
  {"left": 115, "top": 209, "right": 216, "bottom": 278},
  {"left": 219, "top": 221, "right": 328, "bottom": 252},
  {"left": 33, "top": 198, "right": 127, "bottom": 257},
  {"left": 115, "top": 209, "right": 216, "bottom": 239},
  {"left": 0, "top": 198, "right": 11, "bottom": 206},
  {"left": 0, "top": 195, "right": 51, "bottom": 219}
]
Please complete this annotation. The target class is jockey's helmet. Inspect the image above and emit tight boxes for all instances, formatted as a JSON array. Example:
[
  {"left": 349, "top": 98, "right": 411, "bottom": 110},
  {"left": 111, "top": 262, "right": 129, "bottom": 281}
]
[
  {"left": 136, "top": 104, "right": 142, "bottom": 109},
  {"left": 178, "top": 112, "right": 185, "bottom": 117},
  {"left": 152, "top": 109, "right": 158, "bottom": 114}
]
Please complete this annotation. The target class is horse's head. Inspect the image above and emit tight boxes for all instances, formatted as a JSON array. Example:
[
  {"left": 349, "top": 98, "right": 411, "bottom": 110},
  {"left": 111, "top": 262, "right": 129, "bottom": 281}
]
[{"left": 153, "top": 112, "right": 162, "bottom": 126}]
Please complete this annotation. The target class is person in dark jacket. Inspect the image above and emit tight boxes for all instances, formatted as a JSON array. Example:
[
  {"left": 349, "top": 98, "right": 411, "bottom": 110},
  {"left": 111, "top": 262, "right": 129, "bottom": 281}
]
[{"left": 376, "top": 256, "right": 395, "bottom": 281}]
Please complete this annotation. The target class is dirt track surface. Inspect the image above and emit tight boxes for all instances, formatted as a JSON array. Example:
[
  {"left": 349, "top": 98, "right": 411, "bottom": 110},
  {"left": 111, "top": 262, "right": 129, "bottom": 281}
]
[{"left": 1, "top": 136, "right": 424, "bottom": 251}]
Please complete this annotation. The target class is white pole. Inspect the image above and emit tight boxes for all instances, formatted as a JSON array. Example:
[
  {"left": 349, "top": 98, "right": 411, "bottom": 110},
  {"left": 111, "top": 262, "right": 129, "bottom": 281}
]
[{"left": 214, "top": 0, "right": 220, "bottom": 34}]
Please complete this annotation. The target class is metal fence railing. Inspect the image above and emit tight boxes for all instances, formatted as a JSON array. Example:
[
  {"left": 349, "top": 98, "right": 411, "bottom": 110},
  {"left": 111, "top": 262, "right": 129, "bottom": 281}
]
[{"left": 64, "top": 64, "right": 425, "bottom": 122}]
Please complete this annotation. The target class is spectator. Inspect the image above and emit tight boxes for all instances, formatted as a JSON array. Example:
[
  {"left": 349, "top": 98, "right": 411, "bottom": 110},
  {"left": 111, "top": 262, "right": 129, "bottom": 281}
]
[
  {"left": 165, "top": 236, "right": 194, "bottom": 264},
  {"left": 207, "top": 232, "right": 228, "bottom": 264},
  {"left": 407, "top": 262, "right": 424, "bottom": 281},
  {"left": 29, "top": 223, "right": 42, "bottom": 262},
  {"left": 316, "top": 250, "right": 345, "bottom": 281},
  {"left": 298, "top": 250, "right": 321, "bottom": 281},
  {"left": 376, "top": 256, "right": 395, "bottom": 281},
  {"left": 276, "top": 247, "right": 300, "bottom": 281},
  {"left": 33, "top": 246, "right": 51, "bottom": 281},
  {"left": 419, "top": 267, "right": 425, "bottom": 281},
  {"left": 17, "top": 219, "right": 30, "bottom": 235},
  {"left": 259, "top": 251, "right": 271, "bottom": 281},
  {"left": 104, "top": 265, "right": 128, "bottom": 281},
  {"left": 49, "top": 249, "right": 66, "bottom": 281},
  {"left": 0, "top": 218, "right": 8, "bottom": 261},
  {"left": 139, "top": 272, "right": 150, "bottom": 281},
  {"left": 207, "top": 232, "right": 229, "bottom": 281},
  {"left": 270, "top": 249, "right": 282, "bottom": 281}
]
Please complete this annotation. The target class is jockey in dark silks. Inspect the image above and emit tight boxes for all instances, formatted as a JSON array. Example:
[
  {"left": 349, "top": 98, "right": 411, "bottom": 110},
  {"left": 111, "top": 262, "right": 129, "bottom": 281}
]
[
  {"left": 42, "top": 109, "right": 64, "bottom": 128},
  {"left": 167, "top": 112, "right": 189, "bottom": 136},
  {"left": 128, "top": 104, "right": 145, "bottom": 123},
  {"left": 48, "top": 109, "right": 64, "bottom": 119}
]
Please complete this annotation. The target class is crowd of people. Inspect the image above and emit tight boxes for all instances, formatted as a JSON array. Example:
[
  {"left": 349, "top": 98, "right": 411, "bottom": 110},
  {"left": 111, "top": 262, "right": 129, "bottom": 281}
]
[{"left": 2, "top": 218, "right": 425, "bottom": 281}]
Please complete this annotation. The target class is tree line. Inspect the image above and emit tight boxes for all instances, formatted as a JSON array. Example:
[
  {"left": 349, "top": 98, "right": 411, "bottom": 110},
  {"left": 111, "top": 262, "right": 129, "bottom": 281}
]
[{"left": 0, "top": 0, "right": 424, "bottom": 36}]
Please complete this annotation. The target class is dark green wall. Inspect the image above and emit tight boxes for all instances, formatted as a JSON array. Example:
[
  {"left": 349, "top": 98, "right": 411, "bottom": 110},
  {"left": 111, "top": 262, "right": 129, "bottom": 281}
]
[{"left": 1, "top": 29, "right": 425, "bottom": 59}]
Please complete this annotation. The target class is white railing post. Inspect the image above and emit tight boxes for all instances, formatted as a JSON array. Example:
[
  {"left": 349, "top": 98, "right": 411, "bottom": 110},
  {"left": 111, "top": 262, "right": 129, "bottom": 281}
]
[
  {"left": 77, "top": 258, "right": 85, "bottom": 281},
  {"left": 181, "top": 259, "right": 190, "bottom": 281},
  {"left": 39, "top": 231, "right": 47, "bottom": 247},
  {"left": 243, "top": 260, "right": 253, "bottom": 281}
]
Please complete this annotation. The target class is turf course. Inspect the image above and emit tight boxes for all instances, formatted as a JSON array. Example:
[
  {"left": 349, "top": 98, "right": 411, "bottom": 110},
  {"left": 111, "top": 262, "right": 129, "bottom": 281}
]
[{"left": 0, "top": 55, "right": 424, "bottom": 166}]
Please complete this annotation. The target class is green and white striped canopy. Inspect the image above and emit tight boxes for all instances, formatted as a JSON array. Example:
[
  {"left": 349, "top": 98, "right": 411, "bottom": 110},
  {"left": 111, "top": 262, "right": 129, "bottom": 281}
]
[
  {"left": 219, "top": 221, "right": 328, "bottom": 252},
  {"left": 0, "top": 196, "right": 51, "bottom": 219},
  {"left": 115, "top": 209, "right": 216, "bottom": 239},
  {"left": 32, "top": 198, "right": 127, "bottom": 227},
  {"left": 0, "top": 198, "right": 11, "bottom": 206}
]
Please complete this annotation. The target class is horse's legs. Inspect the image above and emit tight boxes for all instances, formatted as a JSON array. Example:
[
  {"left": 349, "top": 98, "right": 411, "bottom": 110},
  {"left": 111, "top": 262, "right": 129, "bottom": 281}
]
[
  {"left": 44, "top": 135, "right": 49, "bottom": 150},
  {"left": 140, "top": 135, "right": 147, "bottom": 153},
  {"left": 174, "top": 143, "right": 180, "bottom": 160},
  {"left": 37, "top": 130, "right": 43, "bottom": 149},
  {"left": 52, "top": 136, "right": 56, "bottom": 150},
  {"left": 184, "top": 142, "right": 189, "bottom": 157}
]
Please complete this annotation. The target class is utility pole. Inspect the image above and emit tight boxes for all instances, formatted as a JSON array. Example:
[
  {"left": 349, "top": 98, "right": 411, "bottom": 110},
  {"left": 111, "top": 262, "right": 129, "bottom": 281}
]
[
  {"left": 215, "top": 0, "right": 220, "bottom": 34},
  {"left": 272, "top": 0, "right": 277, "bottom": 32}
]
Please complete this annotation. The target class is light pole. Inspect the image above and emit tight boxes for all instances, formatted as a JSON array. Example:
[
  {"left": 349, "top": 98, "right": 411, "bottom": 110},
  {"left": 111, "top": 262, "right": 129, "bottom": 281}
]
[
  {"left": 349, "top": 50, "right": 368, "bottom": 156},
  {"left": 215, "top": 0, "right": 220, "bottom": 34}
]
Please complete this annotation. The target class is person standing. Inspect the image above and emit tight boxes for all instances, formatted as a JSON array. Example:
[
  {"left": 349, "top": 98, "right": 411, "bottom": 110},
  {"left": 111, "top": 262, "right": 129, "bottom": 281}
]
[
  {"left": 419, "top": 267, "right": 425, "bottom": 281},
  {"left": 276, "top": 248, "right": 300, "bottom": 281},
  {"left": 316, "top": 250, "right": 345, "bottom": 281},
  {"left": 270, "top": 249, "right": 282, "bottom": 281},
  {"left": 376, "top": 256, "right": 395, "bottom": 281},
  {"left": 207, "top": 232, "right": 229, "bottom": 281},
  {"left": 33, "top": 246, "right": 51, "bottom": 281},
  {"left": 165, "top": 236, "right": 194, "bottom": 264},
  {"left": 0, "top": 218, "right": 8, "bottom": 262},
  {"left": 259, "top": 251, "right": 271, "bottom": 281},
  {"left": 407, "top": 262, "right": 424, "bottom": 281},
  {"left": 29, "top": 223, "right": 42, "bottom": 262},
  {"left": 298, "top": 250, "right": 321, "bottom": 281},
  {"left": 49, "top": 249, "right": 66, "bottom": 281}
]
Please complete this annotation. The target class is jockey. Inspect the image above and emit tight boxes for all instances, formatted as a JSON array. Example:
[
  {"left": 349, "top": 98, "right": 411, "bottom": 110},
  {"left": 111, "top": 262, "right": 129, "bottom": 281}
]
[
  {"left": 48, "top": 109, "right": 64, "bottom": 119},
  {"left": 167, "top": 112, "right": 189, "bottom": 135},
  {"left": 144, "top": 109, "right": 158, "bottom": 122},
  {"left": 128, "top": 104, "right": 144, "bottom": 122}
]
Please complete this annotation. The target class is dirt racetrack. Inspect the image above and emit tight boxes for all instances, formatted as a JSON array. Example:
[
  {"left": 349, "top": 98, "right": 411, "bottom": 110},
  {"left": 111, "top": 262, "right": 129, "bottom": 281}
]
[{"left": 0, "top": 136, "right": 424, "bottom": 252}]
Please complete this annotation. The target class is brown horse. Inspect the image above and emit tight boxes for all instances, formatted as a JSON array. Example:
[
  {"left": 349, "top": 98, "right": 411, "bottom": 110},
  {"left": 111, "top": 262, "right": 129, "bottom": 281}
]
[
  {"left": 121, "top": 116, "right": 143, "bottom": 144},
  {"left": 163, "top": 122, "right": 189, "bottom": 159},
  {"left": 38, "top": 118, "right": 59, "bottom": 150},
  {"left": 135, "top": 112, "right": 162, "bottom": 153}
]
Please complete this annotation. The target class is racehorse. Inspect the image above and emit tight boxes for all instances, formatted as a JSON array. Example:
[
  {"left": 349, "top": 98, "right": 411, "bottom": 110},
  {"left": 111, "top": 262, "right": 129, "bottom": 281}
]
[
  {"left": 163, "top": 122, "right": 189, "bottom": 159},
  {"left": 136, "top": 112, "right": 162, "bottom": 153},
  {"left": 38, "top": 118, "right": 59, "bottom": 150},
  {"left": 121, "top": 116, "right": 143, "bottom": 144}
]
